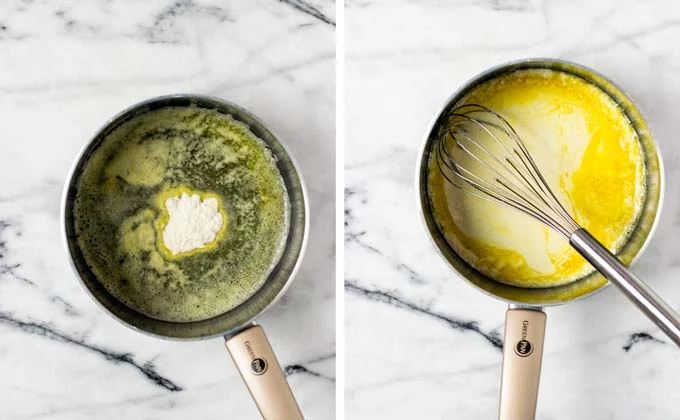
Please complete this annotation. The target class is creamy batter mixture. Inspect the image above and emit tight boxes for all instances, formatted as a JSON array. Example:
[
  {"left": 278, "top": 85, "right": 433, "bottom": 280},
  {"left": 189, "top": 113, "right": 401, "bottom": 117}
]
[{"left": 428, "top": 69, "right": 646, "bottom": 288}]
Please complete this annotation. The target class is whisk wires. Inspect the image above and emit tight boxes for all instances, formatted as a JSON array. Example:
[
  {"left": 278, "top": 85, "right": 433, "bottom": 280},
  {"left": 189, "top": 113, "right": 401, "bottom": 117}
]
[{"left": 434, "top": 104, "right": 580, "bottom": 238}]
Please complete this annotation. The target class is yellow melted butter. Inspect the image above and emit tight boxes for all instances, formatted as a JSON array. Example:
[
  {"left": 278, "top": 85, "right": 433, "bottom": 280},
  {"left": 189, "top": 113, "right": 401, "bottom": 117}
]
[
  {"left": 119, "top": 208, "right": 191, "bottom": 291},
  {"left": 75, "top": 107, "right": 289, "bottom": 321},
  {"left": 104, "top": 139, "right": 178, "bottom": 187},
  {"left": 429, "top": 69, "right": 646, "bottom": 288}
]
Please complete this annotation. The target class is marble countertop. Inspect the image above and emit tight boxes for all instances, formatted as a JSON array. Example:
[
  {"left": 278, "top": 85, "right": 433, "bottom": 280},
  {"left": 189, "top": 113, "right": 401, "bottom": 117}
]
[
  {"left": 346, "top": 0, "right": 680, "bottom": 418},
  {"left": 0, "top": 1, "right": 335, "bottom": 419}
]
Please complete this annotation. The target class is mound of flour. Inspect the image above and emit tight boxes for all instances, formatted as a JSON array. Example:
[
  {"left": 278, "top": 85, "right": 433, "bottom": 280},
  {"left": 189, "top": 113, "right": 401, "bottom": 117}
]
[{"left": 162, "top": 193, "right": 223, "bottom": 255}]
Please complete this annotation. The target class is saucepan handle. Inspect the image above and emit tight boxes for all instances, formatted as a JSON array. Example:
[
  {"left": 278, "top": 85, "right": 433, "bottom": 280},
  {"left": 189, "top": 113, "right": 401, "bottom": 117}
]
[
  {"left": 225, "top": 324, "right": 304, "bottom": 420},
  {"left": 498, "top": 308, "right": 546, "bottom": 420}
]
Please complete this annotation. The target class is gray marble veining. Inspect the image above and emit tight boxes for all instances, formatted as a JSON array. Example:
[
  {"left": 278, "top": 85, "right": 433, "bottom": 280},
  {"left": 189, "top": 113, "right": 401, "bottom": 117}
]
[
  {"left": 0, "top": 1, "right": 335, "bottom": 419},
  {"left": 346, "top": 0, "right": 680, "bottom": 418}
]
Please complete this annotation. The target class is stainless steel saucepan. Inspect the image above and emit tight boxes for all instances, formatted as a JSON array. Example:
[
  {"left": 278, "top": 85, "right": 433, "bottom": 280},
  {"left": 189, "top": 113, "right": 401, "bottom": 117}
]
[
  {"left": 417, "top": 59, "right": 664, "bottom": 420},
  {"left": 62, "top": 94, "right": 309, "bottom": 419}
]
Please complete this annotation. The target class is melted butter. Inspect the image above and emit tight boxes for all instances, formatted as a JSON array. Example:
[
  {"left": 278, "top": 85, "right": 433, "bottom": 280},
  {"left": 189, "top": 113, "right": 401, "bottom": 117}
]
[
  {"left": 104, "top": 140, "right": 176, "bottom": 187},
  {"left": 119, "top": 208, "right": 191, "bottom": 291},
  {"left": 429, "top": 69, "right": 646, "bottom": 288},
  {"left": 74, "top": 107, "right": 289, "bottom": 322}
]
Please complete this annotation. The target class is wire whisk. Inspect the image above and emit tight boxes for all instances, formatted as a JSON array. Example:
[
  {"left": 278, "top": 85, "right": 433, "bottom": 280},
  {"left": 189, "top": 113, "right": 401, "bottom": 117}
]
[
  {"left": 434, "top": 104, "right": 579, "bottom": 237},
  {"left": 433, "top": 103, "right": 680, "bottom": 347}
]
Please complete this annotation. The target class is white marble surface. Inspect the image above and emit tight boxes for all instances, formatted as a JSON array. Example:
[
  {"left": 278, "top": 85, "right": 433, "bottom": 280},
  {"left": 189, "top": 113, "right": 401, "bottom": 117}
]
[
  {"left": 0, "top": 1, "right": 334, "bottom": 419},
  {"left": 346, "top": 0, "right": 680, "bottom": 418}
]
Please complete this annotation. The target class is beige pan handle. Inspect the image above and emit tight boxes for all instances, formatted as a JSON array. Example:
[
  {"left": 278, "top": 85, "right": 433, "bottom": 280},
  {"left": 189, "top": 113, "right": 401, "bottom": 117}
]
[
  {"left": 225, "top": 324, "right": 304, "bottom": 420},
  {"left": 498, "top": 308, "right": 546, "bottom": 420}
]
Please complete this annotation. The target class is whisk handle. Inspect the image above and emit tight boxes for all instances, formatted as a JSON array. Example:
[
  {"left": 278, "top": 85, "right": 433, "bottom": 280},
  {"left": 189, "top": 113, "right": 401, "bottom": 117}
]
[{"left": 570, "top": 229, "right": 680, "bottom": 347}]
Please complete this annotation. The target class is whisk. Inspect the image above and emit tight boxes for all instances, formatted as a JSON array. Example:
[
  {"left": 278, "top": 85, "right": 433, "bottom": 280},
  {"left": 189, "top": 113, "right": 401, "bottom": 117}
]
[{"left": 435, "top": 104, "right": 680, "bottom": 346}]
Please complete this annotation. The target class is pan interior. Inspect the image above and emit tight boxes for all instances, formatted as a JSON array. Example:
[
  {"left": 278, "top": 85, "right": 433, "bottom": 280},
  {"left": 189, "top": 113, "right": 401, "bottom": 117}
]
[
  {"left": 419, "top": 60, "right": 662, "bottom": 306},
  {"left": 64, "top": 96, "right": 307, "bottom": 338}
]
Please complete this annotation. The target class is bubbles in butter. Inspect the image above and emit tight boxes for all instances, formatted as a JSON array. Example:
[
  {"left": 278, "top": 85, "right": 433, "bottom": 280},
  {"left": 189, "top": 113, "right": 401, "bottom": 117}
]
[
  {"left": 428, "top": 69, "right": 646, "bottom": 288},
  {"left": 74, "top": 107, "right": 289, "bottom": 322}
]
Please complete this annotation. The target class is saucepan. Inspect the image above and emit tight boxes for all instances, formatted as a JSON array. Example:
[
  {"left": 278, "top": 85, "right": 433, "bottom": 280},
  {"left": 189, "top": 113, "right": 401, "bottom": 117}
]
[
  {"left": 417, "top": 59, "right": 663, "bottom": 419},
  {"left": 62, "top": 94, "right": 309, "bottom": 419}
]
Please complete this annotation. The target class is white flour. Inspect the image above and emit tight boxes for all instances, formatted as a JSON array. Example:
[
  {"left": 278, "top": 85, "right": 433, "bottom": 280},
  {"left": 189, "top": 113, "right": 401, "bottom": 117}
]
[{"left": 162, "top": 193, "right": 223, "bottom": 255}]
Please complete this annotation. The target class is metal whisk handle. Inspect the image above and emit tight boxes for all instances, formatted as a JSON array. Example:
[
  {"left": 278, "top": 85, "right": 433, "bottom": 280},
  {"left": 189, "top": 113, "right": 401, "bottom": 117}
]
[{"left": 570, "top": 229, "right": 680, "bottom": 347}]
